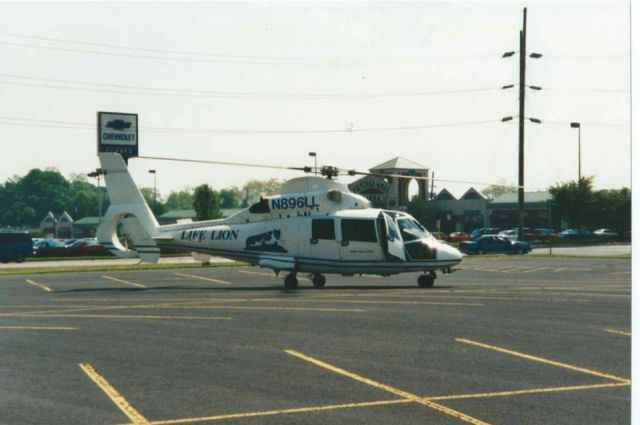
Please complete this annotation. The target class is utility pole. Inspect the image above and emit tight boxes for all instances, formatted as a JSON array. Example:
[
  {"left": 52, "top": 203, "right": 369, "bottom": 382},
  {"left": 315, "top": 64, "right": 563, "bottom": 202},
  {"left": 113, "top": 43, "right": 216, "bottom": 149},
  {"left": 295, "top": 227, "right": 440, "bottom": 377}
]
[
  {"left": 517, "top": 7, "right": 527, "bottom": 242},
  {"left": 501, "top": 7, "right": 542, "bottom": 241}
]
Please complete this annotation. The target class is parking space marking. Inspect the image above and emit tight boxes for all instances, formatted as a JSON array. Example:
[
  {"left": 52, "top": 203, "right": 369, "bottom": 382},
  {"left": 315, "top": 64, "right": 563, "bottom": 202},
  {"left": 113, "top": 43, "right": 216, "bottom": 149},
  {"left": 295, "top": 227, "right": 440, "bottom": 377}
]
[
  {"left": 144, "top": 399, "right": 410, "bottom": 425},
  {"left": 24, "top": 279, "right": 52, "bottom": 292},
  {"left": 174, "top": 272, "right": 231, "bottom": 285},
  {"left": 22, "top": 313, "right": 232, "bottom": 321},
  {"left": 553, "top": 267, "right": 568, "bottom": 272},
  {"left": 430, "top": 382, "right": 630, "bottom": 401},
  {"left": 605, "top": 329, "right": 631, "bottom": 336},
  {"left": 79, "top": 363, "right": 150, "bottom": 425},
  {"left": 102, "top": 275, "right": 147, "bottom": 288},
  {"left": 456, "top": 338, "right": 630, "bottom": 384},
  {"left": 277, "top": 298, "right": 483, "bottom": 307},
  {"left": 285, "top": 349, "right": 490, "bottom": 425},
  {"left": 238, "top": 270, "right": 275, "bottom": 277},
  {"left": 0, "top": 325, "right": 77, "bottom": 330},
  {"left": 181, "top": 305, "right": 365, "bottom": 313}
]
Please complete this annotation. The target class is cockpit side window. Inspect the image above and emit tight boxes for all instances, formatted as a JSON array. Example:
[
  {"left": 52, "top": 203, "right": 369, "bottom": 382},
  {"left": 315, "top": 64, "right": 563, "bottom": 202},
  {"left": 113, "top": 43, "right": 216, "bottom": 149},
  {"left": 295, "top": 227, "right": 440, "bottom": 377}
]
[
  {"left": 249, "top": 198, "right": 270, "bottom": 214},
  {"left": 397, "top": 218, "right": 430, "bottom": 241}
]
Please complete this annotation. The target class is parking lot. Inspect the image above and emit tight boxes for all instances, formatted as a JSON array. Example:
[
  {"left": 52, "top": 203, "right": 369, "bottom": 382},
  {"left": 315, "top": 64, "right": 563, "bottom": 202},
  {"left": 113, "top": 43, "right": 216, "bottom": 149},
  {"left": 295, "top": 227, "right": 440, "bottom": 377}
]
[{"left": 0, "top": 256, "right": 630, "bottom": 425}]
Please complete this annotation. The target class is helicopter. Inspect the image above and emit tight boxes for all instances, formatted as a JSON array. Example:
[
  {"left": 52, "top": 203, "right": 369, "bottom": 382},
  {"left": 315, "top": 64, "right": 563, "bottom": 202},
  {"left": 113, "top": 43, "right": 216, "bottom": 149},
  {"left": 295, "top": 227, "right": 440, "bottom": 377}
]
[{"left": 96, "top": 152, "right": 462, "bottom": 289}]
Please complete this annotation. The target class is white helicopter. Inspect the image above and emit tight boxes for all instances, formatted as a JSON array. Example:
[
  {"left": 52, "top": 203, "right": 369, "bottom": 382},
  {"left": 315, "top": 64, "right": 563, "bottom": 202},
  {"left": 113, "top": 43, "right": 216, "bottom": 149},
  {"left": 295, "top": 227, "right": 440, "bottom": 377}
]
[{"left": 97, "top": 153, "right": 462, "bottom": 289}]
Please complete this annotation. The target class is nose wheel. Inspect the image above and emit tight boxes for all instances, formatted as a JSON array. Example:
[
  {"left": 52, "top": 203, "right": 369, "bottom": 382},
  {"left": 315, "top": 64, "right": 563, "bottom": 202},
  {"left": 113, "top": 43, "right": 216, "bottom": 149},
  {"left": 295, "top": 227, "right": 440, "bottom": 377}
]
[
  {"left": 418, "top": 272, "right": 436, "bottom": 288},
  {"left": 311, "top": 273, "right": 326, "bottom": 288},
  {"left": 284, "top": 273, "right": 299, "bottom": 289}
]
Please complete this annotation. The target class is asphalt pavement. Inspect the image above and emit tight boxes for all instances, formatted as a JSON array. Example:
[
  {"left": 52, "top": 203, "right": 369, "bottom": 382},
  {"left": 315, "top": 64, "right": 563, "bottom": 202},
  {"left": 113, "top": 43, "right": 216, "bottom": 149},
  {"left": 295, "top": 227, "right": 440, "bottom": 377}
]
[{"left": 0, "top": 256, "right": 630, "bottom": 425}]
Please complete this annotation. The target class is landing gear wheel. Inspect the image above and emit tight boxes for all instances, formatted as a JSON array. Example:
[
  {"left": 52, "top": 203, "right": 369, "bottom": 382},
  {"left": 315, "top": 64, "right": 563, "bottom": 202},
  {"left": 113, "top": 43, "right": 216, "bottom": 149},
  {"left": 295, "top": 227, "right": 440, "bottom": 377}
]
[
  {"left": 311, "top": 274, "right": 326, "bottom": 288},
  {"left": 284, "top": 274, "right": 299, "bottom": 289},
  {"left": 418, "top": 274, "right": 435, "bottom": 288},
  {"left": 14, "top": 253, "right": 25, "bottom": 263}
]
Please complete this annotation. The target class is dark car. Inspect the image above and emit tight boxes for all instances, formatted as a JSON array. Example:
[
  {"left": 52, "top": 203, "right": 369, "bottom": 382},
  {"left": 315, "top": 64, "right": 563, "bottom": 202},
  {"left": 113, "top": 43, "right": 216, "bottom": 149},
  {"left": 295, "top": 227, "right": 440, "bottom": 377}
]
[
  {"left": 431, "top": 232, "right": 449, "bottom": 241},
  {"left": 459, "top": 235, "right": 531, "bottom": 255},
  {"left": 558, "top": 228, "right": 594, "bottom": 239},
  {"left": 0, "top": 232, "right": 33, "bottom": 263},
  {"left": 34, "top": 239, "right": 70, "bottom": 257}
]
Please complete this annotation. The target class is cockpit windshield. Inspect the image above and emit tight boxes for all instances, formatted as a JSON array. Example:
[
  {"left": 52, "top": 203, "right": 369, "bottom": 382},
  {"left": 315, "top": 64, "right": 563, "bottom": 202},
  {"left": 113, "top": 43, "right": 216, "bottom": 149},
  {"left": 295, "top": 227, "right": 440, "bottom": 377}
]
[{"left": 397, "top": 218, "right": 432, "bottom": 241}]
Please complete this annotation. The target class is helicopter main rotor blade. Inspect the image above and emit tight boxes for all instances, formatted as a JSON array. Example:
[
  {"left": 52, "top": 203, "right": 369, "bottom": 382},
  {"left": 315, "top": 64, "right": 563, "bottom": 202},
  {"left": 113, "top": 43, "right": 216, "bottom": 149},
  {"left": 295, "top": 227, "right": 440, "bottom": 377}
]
[{"left": 135, "top": 155, "right": 311, "bottom": 173}]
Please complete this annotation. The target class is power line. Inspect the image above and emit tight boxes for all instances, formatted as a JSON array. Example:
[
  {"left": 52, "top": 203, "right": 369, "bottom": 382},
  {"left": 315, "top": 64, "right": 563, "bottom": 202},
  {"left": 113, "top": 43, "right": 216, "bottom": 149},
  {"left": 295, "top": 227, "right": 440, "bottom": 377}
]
[
  {"left": 0, "top": 115, "right": 499, "bottom": 134},
  {"left": 0, "top": 74, "right": 504, "bottom": 99},
  {"left": 0, "top": 31, "right": 500, "bottom": 64},
  {"left": 0, "top": 39, "right": 499, "bottom": 66}
]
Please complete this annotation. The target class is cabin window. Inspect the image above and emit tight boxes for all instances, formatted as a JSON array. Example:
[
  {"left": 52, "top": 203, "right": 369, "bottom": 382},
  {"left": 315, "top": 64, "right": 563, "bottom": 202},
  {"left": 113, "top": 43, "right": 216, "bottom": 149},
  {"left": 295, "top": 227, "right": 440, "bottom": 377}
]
[
  {"left": 249, "top": 198, "right": 270, "bottom": 214},
  {"left": 341, "top": 219, "right": 377, "bottom": 243},
  {"left": 312, "top": 219, "right": 335, "bottom": 240}
]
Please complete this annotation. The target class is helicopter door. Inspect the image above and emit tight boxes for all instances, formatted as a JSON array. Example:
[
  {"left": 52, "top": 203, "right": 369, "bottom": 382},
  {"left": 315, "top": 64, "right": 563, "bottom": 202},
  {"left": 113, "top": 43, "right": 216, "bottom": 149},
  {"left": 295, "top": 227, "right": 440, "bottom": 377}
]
[
  {"left": 338, "top": 218, "right": 384, "bottom": 261},
  {"left": 309, "top": 218, "right": 340, "bottom": 260},
  {"left": 383, "top": 212, "right": 406, "bottom": 261}
]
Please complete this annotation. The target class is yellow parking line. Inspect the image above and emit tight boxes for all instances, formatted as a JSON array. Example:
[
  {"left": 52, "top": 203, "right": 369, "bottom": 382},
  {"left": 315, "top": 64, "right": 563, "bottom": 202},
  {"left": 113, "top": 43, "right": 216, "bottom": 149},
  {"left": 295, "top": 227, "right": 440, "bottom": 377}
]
[
  {"left": 24, "top": 279, "right": 52, "bottom": 292},
  {"left": 285, "top": 349, "right": 490, "bottom": 425},
  {"left": 285, "top": 299, "right": 483, "bottom": 307},
  {"left": 185, "top": 305, "right": 365, "bottom": 313},
  {"left": 0, "top": 326, "right": 77, "bottom": 330},
  {"left": 79, "top": 363, "right": 150, "bottom": 424},
  {"left": 174, "top": 272, "right": 231, "bottom": 285},
  {"left": 553, "top": 267, "right": 568, "bottom": 272},
  {"left": 605, "top": 329, "right": 631, "bottom": 336},
  {"left": 146, "top": 399, "right": 410, "bottom": 425},
  {"left": 238, "top": 270, "right": 276, "bottom": 277},
  {"left": 429, "top": 381, "right": 630, "bottom": 401},
  {"left": 456, "top": 338, "right": 630, "bottom": 384},
  {"left": 22, "top": 314, "right": 231, "bottom": 321},
  {"left": 102, "top": 275, "right": 146, "bottom": 288}
]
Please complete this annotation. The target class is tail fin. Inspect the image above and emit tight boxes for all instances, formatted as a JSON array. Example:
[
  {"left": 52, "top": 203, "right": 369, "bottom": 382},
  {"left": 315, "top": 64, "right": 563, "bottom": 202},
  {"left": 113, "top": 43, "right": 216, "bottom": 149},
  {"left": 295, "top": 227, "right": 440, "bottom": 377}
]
[{"left": 97, "top": 153, "right": 161, "bottom": 263}]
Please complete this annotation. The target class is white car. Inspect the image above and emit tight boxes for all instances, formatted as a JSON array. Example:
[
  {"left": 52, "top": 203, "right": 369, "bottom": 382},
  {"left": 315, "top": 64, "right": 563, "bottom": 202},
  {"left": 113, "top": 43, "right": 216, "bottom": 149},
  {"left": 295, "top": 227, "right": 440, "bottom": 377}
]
[{"left": 498, "top": 229, "right": 518, "bottom": 241}]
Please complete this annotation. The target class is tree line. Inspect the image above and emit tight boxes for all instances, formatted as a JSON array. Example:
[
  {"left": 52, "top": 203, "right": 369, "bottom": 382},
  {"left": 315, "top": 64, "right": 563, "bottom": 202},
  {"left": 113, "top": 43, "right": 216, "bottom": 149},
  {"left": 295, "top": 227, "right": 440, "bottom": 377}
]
[{"left": 0, "top": 167, "right": 282, "bottom": 227}]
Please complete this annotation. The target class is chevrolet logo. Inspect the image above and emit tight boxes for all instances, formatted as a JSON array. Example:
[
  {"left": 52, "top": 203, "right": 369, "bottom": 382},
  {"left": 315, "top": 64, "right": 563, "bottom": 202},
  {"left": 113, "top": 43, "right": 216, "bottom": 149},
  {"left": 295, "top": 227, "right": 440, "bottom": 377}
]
[{"left": 106, "top": 120, "right": 132, "bottom": 131}]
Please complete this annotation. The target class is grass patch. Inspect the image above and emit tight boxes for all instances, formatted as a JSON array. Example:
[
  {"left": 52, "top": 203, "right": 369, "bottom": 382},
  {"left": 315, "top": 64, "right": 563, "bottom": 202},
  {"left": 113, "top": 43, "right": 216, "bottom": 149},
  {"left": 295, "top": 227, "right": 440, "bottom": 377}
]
[{"left": 0, "top": 261, "right": 246, "bottom": 276}]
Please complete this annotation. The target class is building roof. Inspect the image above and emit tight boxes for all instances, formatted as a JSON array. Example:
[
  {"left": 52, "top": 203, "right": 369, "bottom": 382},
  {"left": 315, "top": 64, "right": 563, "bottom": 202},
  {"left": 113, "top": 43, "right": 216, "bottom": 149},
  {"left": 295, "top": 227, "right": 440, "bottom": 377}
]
[
  {"left": 489, "top": 191, "right": 553, "bottom": 208},
  {"left": 460, "top": 187, "right": 485, "bottom": 200},
  {"left": 433, "top": 188, "right": 456, "bottom": 201},
  {"left": 74, "top": 216, "right": 100, "bottom": 226},
  {"left": 370, "top": 157, "right": 428, "bottom": 171}
]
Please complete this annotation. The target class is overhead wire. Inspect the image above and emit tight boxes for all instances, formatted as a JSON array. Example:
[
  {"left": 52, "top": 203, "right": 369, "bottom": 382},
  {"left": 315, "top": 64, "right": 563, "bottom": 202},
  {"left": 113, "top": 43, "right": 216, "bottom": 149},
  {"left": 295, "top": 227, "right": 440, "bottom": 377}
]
[
  {"left": 0, "top": 74, "right": 505, "bottom": 100},
  {"left": 0, "top": 31, "right": 500, "bottom": 64},
  {"left": 0, "top": 115, "right": 499, "bottom": 134}
]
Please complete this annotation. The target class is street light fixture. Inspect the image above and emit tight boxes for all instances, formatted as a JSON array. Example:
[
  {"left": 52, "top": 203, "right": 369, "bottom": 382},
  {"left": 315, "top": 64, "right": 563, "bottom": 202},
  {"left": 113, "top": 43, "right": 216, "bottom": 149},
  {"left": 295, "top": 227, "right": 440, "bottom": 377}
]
[
  {"left": 308, "top": 152, "right": 317, "bottom": 175},
  {"left": 502, "top": 51, "right": 516, "bottom": 58},
  {"left": 570, "top": 122, "right": 582, "bottom": 181},
  {"left": 87, "top": 168, "right": 104, "bottom": 226},
  {"left": 529, "top": 52, "right": 543, "bottom": 58},
  {"left": 148, "top": 169, "right": 157, "bottom": 216}
]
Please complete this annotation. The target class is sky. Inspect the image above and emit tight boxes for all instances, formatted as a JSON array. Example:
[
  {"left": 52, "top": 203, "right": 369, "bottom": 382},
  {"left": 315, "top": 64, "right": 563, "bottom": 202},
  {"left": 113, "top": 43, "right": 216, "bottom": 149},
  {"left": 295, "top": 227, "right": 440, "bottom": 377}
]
[{"left": 0, "top": 1, "right": 631, "bottom": 199}]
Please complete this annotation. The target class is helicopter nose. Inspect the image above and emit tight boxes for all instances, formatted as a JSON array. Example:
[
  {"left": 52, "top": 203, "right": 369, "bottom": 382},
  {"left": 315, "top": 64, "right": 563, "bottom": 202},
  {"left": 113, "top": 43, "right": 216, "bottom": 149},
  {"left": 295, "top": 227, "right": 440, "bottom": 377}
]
[{"left": 437, "top": 243, "right": 463, "bottom": 263}]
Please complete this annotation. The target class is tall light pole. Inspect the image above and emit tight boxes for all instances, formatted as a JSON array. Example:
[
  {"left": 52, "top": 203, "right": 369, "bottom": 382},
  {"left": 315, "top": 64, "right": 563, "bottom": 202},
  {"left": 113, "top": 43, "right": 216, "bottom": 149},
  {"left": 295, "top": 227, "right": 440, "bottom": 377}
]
[
  {"left": 87, "top": 168, "right": 104, "bottom": 225},
  {"left": 148, "top": 169, "right": 157, "bottom": 216},
  {"left": 502, "top": 7, "right": 542, "bottom": 241},
  {"left": 570, "top": 122, "right": 581, "bottom": 181},
  {"left": 308, "top": 152, "right": 317, "bottom": 175}
]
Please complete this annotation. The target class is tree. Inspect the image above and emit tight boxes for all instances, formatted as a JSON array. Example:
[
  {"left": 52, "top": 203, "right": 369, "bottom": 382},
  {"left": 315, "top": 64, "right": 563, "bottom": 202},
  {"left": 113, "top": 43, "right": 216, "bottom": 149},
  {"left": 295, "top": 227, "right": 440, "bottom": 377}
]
[
  {"left": 242, "top": 179, "right": 283, "bottom": 206},
  {"left": 139, "top": 187, "right": 165, "bottom": 216},
  {"left": 549, "top": 177, "right": 594, "bottom": 228},
  {"left": 220, "top": 188, "right": 242, "bottom": 209},
  {"left": 193, "top": 184, "right": 221, "bottom": 221},
  {"left": 406, "top": 196, "right": 435, "bottom": 229},
  {"left": 164, "top": 188, "right": 194, "bottom": 211},
  {"left": 481, "top": 179, "right": 516, "bottom": 200}
]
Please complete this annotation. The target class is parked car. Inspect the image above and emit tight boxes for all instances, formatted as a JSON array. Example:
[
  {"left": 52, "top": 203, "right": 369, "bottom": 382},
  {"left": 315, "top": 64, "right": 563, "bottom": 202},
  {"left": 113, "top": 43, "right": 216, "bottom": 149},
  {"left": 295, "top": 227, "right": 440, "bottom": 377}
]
[
  {"left": 0, "top": 232, "right": 33, "bottom": 263},
  {"left": 470, "top": 227, "right": 502, "bottom": 240},
  {"left": 448, "top": 232, "right": 471, "bottom": 242},
  {"left": 431, "top": 232, "right": 449, "bottom": 241},
  {"left": 34, "top": 238, "right": 70, "bottom": 256},
  {"left": 498, "top": 229, "right": 518, "bottom": 241},
  {"left": 459, "top": 235, "right": 532, "bottom": 255},
  {"left": 558, "top": 228, "right": 594, "bottom": 239},
  {"left": 593, "top": 228, "right": 617, "bottom": 239},
  {"left": 533, "top": 228, "right": 558, "bottom": 240},
  {"left": 68, "top": 239, "right": 109, "bottom": 256}
]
